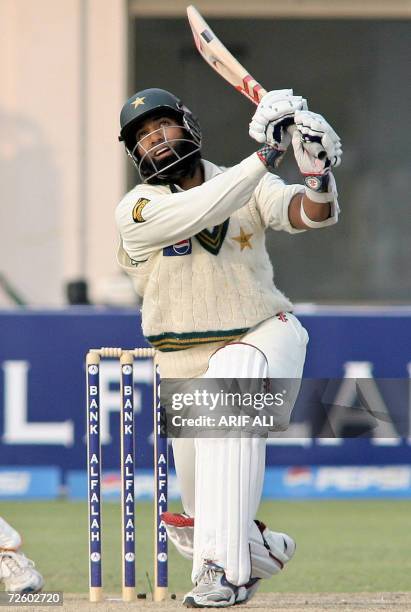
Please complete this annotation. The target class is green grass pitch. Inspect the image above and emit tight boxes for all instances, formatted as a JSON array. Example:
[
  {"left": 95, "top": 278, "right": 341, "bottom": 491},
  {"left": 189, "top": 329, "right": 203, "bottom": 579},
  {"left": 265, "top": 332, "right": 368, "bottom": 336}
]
[{"left": 2, "top": 499, "right": 411, "bottom": 594}]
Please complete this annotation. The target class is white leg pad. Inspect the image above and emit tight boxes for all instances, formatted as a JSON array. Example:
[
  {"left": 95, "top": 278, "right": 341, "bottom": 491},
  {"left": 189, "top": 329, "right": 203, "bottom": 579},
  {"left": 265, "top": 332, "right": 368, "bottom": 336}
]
[
  {"left": 193, "top": 436, "right": 266, "bottom": 586},
  {"left": 249, "top": 520, "right": 296, "bottom": 578},
  {"left": 192, "top": 343, "right": 269, "bottom": 586},
  {"left": 0, "top": 517, "right": 21, "bottom": 551},
  {"left": 161, "top": 513, "right": 194, "bottom": 561},
  {"left": 163, "top": 514, "right": 295, "bottom": 579}
]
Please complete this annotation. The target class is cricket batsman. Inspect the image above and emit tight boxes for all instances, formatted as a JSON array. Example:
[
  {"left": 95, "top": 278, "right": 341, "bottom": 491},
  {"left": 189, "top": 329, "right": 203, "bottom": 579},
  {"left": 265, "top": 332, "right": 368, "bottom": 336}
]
[{"left": 116, "top": 88, "right": 342, "bottom": 606}]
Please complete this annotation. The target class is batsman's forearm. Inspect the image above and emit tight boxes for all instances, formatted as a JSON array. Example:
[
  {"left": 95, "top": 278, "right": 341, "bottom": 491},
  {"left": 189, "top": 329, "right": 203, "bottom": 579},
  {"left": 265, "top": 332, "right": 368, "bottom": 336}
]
[
  {"left": 288, "top": 192, "right": 339, "bottom": 230},
  {"left": 301, "top": 195, "right": 331, "bottom": 221}
]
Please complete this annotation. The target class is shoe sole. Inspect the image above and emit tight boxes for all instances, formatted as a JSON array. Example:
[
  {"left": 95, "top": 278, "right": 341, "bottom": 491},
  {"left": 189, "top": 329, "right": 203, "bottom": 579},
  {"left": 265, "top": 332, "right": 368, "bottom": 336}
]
[
  {"left": 183, "top": 596, "right": 205, "bottom": 608},
  {"left": 183, "top": 596, "right": 236, "bottom": 608}
]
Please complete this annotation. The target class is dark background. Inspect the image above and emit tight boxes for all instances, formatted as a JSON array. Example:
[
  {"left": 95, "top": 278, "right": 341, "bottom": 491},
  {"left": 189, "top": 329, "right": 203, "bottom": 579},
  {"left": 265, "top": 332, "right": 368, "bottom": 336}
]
[{"left": 130, "top": 18, "right": 410, "bottom": 303}]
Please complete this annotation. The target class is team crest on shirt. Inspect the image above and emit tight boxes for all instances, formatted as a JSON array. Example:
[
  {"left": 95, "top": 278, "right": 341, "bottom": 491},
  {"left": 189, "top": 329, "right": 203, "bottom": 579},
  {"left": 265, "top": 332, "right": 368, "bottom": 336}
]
[
  {"left": 132, "top": 198, "right": 150, "bottom": 223},
  {"left": 163, "top": 239, "right": 192, "bottom": 257},
  {"left": 231, "top": 226, "right": 253, "bottom": 251}
]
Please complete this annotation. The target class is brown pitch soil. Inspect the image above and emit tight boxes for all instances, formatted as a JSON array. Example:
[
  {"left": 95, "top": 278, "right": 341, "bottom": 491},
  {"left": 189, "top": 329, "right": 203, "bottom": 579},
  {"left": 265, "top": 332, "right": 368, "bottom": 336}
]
[{"left": 31, "top": 592, "right": 411, "bottom": 612}]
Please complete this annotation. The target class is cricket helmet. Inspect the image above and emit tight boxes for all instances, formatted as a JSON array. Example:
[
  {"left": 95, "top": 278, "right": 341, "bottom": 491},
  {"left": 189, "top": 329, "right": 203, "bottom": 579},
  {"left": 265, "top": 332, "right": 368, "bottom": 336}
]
[{"left": 119, "top": 88, "right": 202, "bottom": 183}]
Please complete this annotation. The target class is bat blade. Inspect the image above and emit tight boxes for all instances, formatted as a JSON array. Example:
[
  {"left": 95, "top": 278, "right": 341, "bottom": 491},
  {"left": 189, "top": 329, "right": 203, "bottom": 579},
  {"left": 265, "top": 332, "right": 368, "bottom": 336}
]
[
  {"left": 186, "top": 5, "right": 302, "bottom": 143},
  {"left": 186, "top": 5, "right": 266, "bottom": 105}
]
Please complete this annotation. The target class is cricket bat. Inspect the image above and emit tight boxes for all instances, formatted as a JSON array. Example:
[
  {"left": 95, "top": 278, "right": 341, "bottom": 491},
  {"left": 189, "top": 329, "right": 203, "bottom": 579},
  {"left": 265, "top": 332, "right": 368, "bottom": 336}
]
[
  {"left": 186, "top": 4, "right": 298, "bottom": 142},
  {"left": 186, "top": 5, "right": 267, "bottom": 105}
]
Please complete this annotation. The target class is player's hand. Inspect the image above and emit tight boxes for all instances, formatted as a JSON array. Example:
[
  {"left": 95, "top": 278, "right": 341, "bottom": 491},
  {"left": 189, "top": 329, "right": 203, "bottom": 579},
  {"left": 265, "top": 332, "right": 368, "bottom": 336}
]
[
  {"left": 292, "top": 110, "right": 342, "bottom": 172},
  {"left": 292, "top": 110, "right": 342, "bottom": 201},
  {"left": 249, "top": 89, "right": 308, "bottom": 151}
]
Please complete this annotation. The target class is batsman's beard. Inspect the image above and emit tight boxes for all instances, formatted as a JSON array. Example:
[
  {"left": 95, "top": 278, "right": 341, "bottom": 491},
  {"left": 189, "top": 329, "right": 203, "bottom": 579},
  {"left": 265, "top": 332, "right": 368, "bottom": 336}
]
[{"left": 136, "top": 137, "right": 201, "bottom": 184}]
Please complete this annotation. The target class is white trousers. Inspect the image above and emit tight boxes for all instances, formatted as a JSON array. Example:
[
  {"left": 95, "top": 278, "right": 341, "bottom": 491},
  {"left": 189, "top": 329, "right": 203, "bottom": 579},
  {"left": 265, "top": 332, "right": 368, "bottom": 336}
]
[{"left": 171, "top": 313, "right": 308, "bottom": 584}]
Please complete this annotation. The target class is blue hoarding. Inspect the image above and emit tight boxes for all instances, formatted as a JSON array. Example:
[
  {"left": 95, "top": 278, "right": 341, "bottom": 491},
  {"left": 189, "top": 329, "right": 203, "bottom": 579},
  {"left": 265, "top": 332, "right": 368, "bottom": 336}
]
[{"left": 0, "top": 307, "right": 410, "bottom": 498}]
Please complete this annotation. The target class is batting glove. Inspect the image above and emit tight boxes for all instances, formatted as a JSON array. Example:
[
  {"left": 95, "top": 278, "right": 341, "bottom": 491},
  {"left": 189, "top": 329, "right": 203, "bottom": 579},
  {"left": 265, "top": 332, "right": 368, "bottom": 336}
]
[
  {"left": 292, "top": 110, "right": 342, "bottom": 202},
  {"left": 249, "top": 89, "right": 308, "bottom": 152}
]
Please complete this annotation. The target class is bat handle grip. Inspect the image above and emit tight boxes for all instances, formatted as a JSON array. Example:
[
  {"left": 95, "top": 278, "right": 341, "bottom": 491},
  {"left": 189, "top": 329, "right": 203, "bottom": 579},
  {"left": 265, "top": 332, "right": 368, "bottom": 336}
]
[
  {"left": 258, "top": 90, "right": 297, "bottom": 139},
  {"left": 288, "top": 124, "right": 327, "bottom": 160},
  {"left": 258, "top": 90, "right": 297, "bottom": 137}
]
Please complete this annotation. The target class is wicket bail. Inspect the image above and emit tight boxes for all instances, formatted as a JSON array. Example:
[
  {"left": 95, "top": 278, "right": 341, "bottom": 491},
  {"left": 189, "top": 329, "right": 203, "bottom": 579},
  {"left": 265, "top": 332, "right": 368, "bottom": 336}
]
[{"left": 86, "top": 347, "right": 168, "bottom": 603}]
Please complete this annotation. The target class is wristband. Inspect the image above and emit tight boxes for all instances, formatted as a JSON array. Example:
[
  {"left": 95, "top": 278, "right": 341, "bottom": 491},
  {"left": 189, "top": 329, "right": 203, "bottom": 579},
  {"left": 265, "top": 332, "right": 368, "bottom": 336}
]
[
  {"left": 300, "top": 198, "right": 339, "bottom": 228},
  {"left": 257, "top": 145, "right": 285, "bottom": 169},
  {"left": 304, "top": 187, "right": 333, "bottom": 203},
  {"left": 303, "top": 173, "right": 329, "bottom": 192},
  {"left": 304, "top": 172, "right": 337, "bottom": 204}
]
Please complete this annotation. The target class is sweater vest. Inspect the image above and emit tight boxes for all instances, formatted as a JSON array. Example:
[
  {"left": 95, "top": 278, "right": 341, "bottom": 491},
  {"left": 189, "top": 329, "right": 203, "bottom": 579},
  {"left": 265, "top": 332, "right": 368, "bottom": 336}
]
[{"left": 118, "top": 203, "right": 293, "bottom": 352}]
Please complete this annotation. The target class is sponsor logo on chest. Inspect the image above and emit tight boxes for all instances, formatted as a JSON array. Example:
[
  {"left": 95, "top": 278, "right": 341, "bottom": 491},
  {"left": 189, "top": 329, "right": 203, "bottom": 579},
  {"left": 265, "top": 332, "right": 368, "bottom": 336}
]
[{"left": 163, "top": 239, "right": 192, "bottom": 257}]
